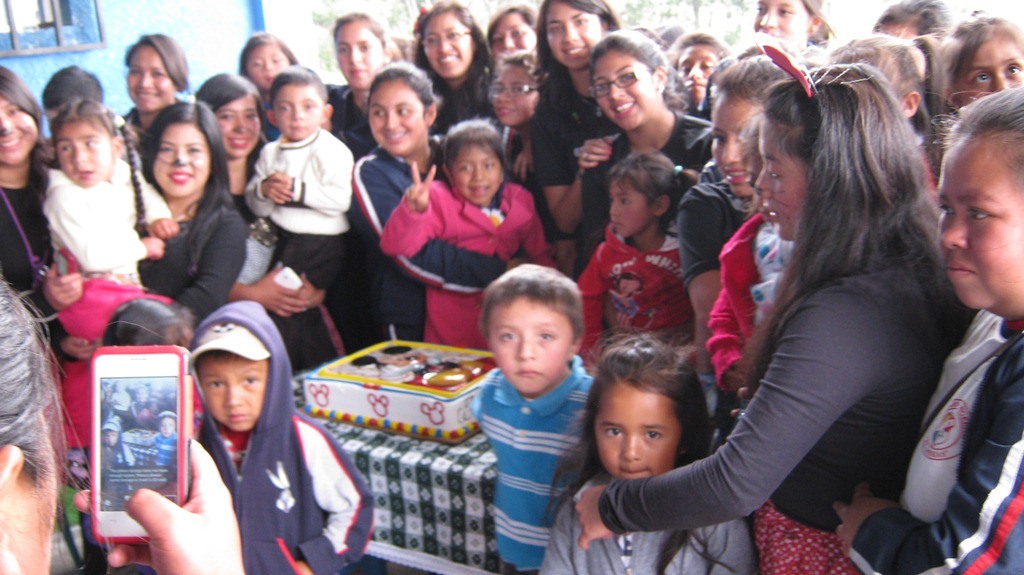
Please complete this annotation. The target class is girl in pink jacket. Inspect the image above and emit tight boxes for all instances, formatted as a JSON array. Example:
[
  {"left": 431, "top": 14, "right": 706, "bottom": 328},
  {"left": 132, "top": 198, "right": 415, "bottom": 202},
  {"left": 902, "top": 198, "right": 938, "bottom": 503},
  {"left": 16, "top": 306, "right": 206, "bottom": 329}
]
[{"left": 380, "top": 119, "right": 554, "bottom": 349}]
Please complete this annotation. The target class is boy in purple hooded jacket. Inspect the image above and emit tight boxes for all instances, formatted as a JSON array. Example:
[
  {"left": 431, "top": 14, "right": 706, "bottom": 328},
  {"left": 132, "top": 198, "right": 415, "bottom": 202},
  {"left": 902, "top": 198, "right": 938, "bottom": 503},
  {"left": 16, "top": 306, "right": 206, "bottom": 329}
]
[{"left": 192, "top": 301, "right": 372, "bottom": 574}]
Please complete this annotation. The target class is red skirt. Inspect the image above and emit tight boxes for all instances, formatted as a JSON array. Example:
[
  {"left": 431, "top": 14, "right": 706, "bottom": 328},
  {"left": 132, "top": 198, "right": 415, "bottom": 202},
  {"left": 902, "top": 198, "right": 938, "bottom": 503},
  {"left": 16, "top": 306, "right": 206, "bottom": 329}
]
[{"left": 754, "top": 500, "right": 859, "bottom": 575}]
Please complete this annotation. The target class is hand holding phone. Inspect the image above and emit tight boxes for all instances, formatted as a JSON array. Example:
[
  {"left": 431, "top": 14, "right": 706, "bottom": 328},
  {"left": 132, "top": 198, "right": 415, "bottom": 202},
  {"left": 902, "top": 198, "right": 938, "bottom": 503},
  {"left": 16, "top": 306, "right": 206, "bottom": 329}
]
[
  {"left": 273, "top": 266, "right": 303, "bottom": 290},
  {"left": 75, "top": 442, "right": 245, "bottom": 575},
  {"left": 55, "top": 249, "right": 78, "bottom": 276},
  {"left": 91, "top": 346, "right": 192, "bottom": 543}
]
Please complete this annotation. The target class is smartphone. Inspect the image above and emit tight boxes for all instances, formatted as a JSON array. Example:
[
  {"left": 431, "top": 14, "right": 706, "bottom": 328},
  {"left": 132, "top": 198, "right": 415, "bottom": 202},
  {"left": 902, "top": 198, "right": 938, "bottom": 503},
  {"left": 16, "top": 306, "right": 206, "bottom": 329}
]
[
  {"left": 91, "top": 345, "right": 192, "bottom": 543},
  {"left": 55, "top": 249, "right": 78, "bottom": 276},
  {"left": 273, "top": 265, "right": 303, "bottom": 290}
]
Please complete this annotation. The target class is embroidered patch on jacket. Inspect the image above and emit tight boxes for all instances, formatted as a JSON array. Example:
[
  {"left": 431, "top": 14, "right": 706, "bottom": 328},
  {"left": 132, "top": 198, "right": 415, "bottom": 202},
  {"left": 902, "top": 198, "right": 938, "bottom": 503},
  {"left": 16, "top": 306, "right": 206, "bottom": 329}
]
[{"left": 923, "top": 399, "right": 970, "bottom": 460}]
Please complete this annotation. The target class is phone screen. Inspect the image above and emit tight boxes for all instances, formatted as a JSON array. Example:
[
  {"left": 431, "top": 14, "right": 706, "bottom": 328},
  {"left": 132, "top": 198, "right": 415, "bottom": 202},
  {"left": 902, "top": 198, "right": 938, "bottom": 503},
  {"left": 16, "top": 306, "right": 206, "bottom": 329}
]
[
  {"left": 55, "top": 252, "right": 69, "bottom": 276},
  {"left": 97, "top": 375, "right": 180, "bottom": 511}
]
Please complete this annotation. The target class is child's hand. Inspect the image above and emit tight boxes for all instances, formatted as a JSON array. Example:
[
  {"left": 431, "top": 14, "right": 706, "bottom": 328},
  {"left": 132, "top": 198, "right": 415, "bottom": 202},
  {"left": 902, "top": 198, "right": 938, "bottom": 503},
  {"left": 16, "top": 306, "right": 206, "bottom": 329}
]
[
  {"left": 506, "top": 257, "right": 528, "bottom": 271},
  {"left": 61, "top": 335, "right": 99, "bottom": 361},
  {"left": 298, "top": 273, "right": 326, "bottom": 309},
  {"left": 404, "top": 161, "right": 436, "bottom": 213},
  {"left": 833, "top": 483, "right": 900, "bottom": 555},
  {"left": 74, "top": 442, "right": 246, "bottom": 575},
  {"left": 261, "top": 172, "right": 294, "bottom": 204},
  {"left": 576, "top": 136, "right": 615, "bottom": 173},
  {"left": 294, "top": 560, "right": 315, "bottom": 575},
  {"left": 149, "top": 218, "right": 180, "bottom": 240},
  {"left": 513, "top": 141, "right": 534, "bottom": 182},
  {"left": 143, "top": 236, "right": 166, "bottom": 260},
  {"left": 575, "top": 484, "right": 615, "bottom": 550},
  {"left": 43, "top": 265, "right": 83, "bottom": 311}
]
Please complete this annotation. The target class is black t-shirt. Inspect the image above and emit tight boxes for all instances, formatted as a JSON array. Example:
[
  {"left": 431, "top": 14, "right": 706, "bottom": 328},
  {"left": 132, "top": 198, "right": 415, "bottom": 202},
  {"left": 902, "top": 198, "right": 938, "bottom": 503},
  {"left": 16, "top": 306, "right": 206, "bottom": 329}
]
[
  {"left": 504, "top": 127, "right": 567, "bottom": 242},
  {"left": 0, "top": 185, "right": 50, "bottom": 292},
  {"left": 231, "top": 193, "right": 257, "bottom": 225},
  {"left": 531, "top": 87, "right": 620, "bottom": 190},
  {"left": 576, "top": 111, "right": 712, "bottom": 276},
  {"left": 139, "top": 206, "right": 246, "bottom": 322},
  {"left": 677, "top": 180, "right": 749, "bottom": 287},
  {"left": 600, "top": 266, "right": 960, "bottom": 532},
  {"left": 431, "top": 80, "right": 493, "bottom": 136},
  {"left": 327, "top": 85, "right": 376, "bottom": 161}
]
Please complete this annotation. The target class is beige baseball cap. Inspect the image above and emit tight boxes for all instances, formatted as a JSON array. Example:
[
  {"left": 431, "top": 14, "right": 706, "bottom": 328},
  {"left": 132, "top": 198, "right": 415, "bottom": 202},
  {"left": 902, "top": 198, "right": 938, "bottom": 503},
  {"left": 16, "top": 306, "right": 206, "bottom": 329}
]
[{"left": 191, "top": 322, "right": 270, "bottom": 364}]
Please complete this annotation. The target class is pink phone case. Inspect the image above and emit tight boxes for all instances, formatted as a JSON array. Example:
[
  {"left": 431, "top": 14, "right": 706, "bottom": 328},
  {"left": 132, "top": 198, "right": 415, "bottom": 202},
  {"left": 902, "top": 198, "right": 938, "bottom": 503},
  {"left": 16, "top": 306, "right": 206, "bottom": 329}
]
[{"left": 90, "top": 345, "right": 192, "bottom": 545}]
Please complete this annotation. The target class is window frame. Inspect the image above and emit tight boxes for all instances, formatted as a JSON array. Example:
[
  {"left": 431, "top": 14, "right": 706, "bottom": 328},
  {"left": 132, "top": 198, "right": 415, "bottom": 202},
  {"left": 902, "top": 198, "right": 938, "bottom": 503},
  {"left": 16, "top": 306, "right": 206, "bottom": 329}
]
[{"left": 0, "top": 0, "right": 106, "bottom": 57}]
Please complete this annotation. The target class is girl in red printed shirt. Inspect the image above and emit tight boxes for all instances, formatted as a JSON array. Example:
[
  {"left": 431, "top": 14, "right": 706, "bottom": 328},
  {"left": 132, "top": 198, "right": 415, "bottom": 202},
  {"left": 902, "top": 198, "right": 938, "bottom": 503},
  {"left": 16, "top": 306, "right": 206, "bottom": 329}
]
[{"left": 577, "top": 152, "right": 693, "bottom": 357}]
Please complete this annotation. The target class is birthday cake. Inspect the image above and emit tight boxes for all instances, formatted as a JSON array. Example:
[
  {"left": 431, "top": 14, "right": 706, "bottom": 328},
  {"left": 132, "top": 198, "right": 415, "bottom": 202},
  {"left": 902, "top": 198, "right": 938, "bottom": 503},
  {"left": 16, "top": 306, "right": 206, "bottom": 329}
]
[{"left": 303, "top": 341, "right": 495, "bottom": 443}]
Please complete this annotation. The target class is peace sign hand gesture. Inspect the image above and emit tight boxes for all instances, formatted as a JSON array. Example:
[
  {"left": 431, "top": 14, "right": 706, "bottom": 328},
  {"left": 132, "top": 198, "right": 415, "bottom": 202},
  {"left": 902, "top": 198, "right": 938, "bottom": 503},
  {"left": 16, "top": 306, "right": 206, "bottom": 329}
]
[{"left": 405, "top": 161, "right": 436, "bottom": 214}]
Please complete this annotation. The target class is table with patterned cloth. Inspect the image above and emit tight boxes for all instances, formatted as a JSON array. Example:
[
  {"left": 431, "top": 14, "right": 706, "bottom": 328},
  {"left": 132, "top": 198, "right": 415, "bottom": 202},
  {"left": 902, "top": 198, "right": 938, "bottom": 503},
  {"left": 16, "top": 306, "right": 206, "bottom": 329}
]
[{"left": 316, "top": 417, "right": 501, "bottom": 574}]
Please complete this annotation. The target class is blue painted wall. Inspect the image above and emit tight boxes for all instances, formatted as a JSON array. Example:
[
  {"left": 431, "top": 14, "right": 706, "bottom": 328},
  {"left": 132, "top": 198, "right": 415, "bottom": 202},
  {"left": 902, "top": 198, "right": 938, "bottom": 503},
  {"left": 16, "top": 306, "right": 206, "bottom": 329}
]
[{"left": 0, "top": 0, "right": 259, "bottom": 124}]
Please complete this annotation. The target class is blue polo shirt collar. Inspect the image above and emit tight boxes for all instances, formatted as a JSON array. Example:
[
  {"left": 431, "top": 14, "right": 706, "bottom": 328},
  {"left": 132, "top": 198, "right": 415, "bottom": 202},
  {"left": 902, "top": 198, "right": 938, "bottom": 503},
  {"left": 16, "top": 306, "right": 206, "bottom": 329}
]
[{"left": 491, "top": 356, "right": 585, "bottom": 416}]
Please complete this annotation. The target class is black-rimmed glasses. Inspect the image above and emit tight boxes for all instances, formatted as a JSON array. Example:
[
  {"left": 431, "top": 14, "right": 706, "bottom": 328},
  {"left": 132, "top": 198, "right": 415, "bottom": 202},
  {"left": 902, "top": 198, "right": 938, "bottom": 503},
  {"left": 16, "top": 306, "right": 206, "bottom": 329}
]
[
  {"left": 488, "top": 84, "right": 537, "bottom": 99},
  {"left": 422, "top": 30, "right": 472, "bottom": 50},
  {"left": 589, "top": 70, "right": 644, "bottom": 98}
]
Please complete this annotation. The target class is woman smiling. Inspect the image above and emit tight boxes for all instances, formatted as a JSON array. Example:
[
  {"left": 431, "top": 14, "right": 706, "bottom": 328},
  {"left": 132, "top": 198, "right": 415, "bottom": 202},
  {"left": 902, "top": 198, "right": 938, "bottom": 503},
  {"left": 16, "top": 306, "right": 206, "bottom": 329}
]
[
  {"left": 572, "top": 30, "right": 711, "bottom": 274},
  {"left": 414, "top": 0, "right": 493, "bottom": 135},
  {"left": 138, "top": 103, "right": 246, "bottom": 322}
]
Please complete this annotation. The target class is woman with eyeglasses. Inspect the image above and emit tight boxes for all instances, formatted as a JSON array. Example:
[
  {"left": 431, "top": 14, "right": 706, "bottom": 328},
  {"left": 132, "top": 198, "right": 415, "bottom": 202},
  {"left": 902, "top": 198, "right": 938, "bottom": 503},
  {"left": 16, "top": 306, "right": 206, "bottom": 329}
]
[
  {"left": 574, "top": 63, "right": 969, "bottom": 575},
  {"left": 414, "top": 0, "right": 493, "bottom": 135},
  {"left": 490, "top": 50, "right": 566, "bottom": 274},
  {"left": 571, "top": 30, "right": 711, "bottom": 275},
  {"left": 137, "top": 102, "right": 246, "bottom": 322}
]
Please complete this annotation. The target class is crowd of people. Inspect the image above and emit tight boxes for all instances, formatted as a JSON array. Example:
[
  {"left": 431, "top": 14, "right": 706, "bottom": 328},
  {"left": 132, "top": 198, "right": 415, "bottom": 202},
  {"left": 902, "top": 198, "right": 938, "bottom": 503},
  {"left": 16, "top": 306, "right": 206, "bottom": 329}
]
[{"left": 4, "top": 0, "right": 1024, "bottom": 573}]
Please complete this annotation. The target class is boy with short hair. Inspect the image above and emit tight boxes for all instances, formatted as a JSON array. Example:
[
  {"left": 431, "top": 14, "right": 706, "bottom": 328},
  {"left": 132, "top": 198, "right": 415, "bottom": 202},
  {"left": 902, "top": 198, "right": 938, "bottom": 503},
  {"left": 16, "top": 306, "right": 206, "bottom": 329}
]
[
  {"left": 472, "top": 264, "right": 592, "bottom": 573},
  {"left": 245, "top": 65, "right": 353, "bottom": 369},
  {"left": 192, "top": 301, "right": 372, "bottom": 575},
  {"left": 41, "top": 65, "right": 104, "bottom": 120},
  {"left": 154, "top": 410, "right": 177, "bottom": 466}
]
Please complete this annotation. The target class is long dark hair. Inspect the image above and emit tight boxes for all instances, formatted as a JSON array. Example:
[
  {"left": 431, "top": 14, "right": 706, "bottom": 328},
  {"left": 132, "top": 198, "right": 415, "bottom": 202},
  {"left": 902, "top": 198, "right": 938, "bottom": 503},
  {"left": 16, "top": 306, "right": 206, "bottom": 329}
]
[
  {"left": 414, "top": 0, "right": 491, "bottom": 131},
  {"left": 368, "top": 63, "right": 441, "bottom": 166},
  {"left": 125, "top": 34, "right": 190, "bottom": 92},
  {"left": 103, "top": 298, "right": 195, "bottom": 347},
  {"left": 554, "top": 333, "right": 713, "bottom": 574},
  {"left": 142, "top": 102, "right": 232, "bottom": 269},
  {"left": 743, "top": 63, "right": 952, "bottom": 392},
  {"left": 535, "top": 0, "right": 621, "bottom": 111},
  {"left": 195, "top": 73, "right": 265, "bottom": 180},
  {"left": 0, "top": 66, "right": 50, "bottom": 196},
  {"left": 590, "top": 30, "right": 684, "bottom": 113}
]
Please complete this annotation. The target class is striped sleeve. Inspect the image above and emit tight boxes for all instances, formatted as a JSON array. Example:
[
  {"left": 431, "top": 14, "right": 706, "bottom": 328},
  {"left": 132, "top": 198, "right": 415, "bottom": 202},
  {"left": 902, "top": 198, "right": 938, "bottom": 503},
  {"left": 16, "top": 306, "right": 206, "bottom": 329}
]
[
  {"left": 352, "top": 155, "right": 503, "bottom": 292},
  {"left": 293, "top": 416, "right": 373, "bottom": 574},
  {"left": 851, "top": 342, "right": 1024, "bottom": 575}
]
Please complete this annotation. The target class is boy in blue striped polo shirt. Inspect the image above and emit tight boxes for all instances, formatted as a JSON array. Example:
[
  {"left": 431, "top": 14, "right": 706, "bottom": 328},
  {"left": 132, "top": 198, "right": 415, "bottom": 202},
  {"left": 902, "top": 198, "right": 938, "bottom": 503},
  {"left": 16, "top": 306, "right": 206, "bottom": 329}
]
[
  {"left": 473, "top": 265, "right": 592, "bottom": 574},
  {"left": 154, "top": 410, "right": 177, "bottom": 466}
]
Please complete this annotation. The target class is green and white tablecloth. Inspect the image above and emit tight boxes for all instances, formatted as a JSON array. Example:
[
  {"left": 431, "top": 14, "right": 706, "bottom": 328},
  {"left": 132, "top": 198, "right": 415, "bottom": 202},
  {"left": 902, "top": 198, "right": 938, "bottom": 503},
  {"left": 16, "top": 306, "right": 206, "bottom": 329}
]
[{"left": 316, "top": 418, "right": 500, "bottom": 574}]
